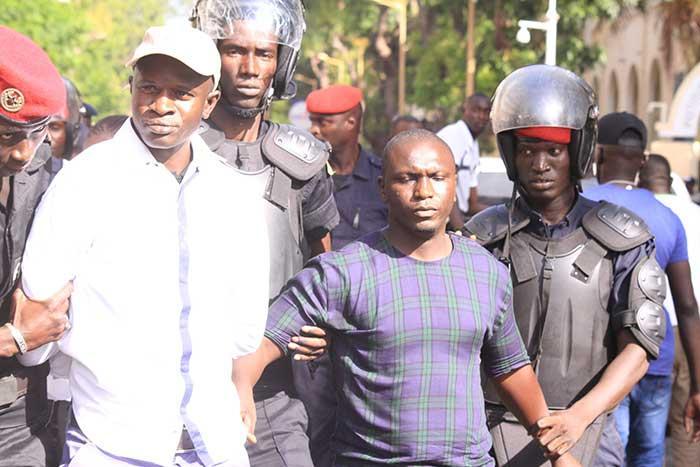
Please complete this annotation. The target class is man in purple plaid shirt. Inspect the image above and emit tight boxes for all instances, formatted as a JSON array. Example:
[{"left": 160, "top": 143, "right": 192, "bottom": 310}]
[{"left": 234, "top": 130, "right": 579, "bottom": 466}]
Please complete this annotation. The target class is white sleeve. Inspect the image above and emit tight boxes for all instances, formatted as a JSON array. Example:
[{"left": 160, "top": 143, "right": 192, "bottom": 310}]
[
  {"left": 21, "top": 165, "right": 94, "bottom": 300},
  {"left": 229, "top": 189, "right": 270, "bottom": 359},
  {"left": 17, "top": 166, "right": 95, "bottom": 366},
  {"left": 469, "top": 143, "right": 481, "bottom": 188},
  {"left": 16, "top": 342, "right": 59, "bottom": 366},
  {"left": 436, "top": 126, "right": 461, "bottom": 165}
]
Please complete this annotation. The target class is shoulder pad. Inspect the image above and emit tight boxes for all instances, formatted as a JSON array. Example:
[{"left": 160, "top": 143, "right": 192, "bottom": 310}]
[
  {"left": 611, "top": 256, "right": 667, "bottom": 359},
  {"left": 261, "top": 123, "right": 330, "bottom": 182},
  {"left": 463, "top": 203, "right": 529, "bottom": 246},
  {"left": 197, "top": 121, "right": 226, "bottom": 152},
  {"left": 582, "top": 201, "right": 652, "bottom": 252}
]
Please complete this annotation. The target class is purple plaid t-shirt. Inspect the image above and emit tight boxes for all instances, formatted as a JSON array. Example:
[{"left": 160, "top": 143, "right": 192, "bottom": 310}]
[{"left": 265, "top": 231, "right": 529, "bottom": 466}]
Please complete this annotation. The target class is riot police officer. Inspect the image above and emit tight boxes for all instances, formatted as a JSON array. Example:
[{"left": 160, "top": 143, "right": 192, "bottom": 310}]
[
  {"left": 465, "top": 65, "right": 666, "bottom": 466},
  {"left": 47, "top": 78, "right": 85, "bottom": 161},
  {"left": 0, "top": 26, "right": 72, "bottom": 467},
  {"left": 192, "top": 1, "right": 339, "bottom": 465},
  {"left": 46, "top": 77, "right": 86, "bottom": 181}
]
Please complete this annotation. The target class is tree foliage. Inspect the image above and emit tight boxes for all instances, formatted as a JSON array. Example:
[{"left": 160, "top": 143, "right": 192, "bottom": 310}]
[
  {"left": 1, "top": 0, "right": 172, "bottom": 116},
  {"left": 298, "top": 0, "right": 644, "bottom": 149},
  {"left": 2, "top": 0, "right": 665, "bottom": 148}
]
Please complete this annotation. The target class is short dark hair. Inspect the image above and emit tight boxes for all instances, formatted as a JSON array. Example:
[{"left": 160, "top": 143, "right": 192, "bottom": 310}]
[
  {"left": 87, "top": 115, "right": 128, "bottom": 141},
  {"left": 391, "top": 114, "right": 421, "bottom": 126},
  {"left": 383, "top": 128, "right": 452, "bottom": 172},
  {"left": 640, "top": 153, "right": 672, "bottom": 182},
  {"left": 465, "top": 93, "right": 490, "bottom": 107}
]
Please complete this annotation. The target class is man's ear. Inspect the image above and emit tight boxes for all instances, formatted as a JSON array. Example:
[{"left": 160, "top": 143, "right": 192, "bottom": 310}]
[
  {"left": 201, "top": 89, "right": 221, "bottom": 120},
  {"left": 128, "top": 76, "right": 134, "bottom": 94},
  {"left": 345, "top": 113, "right": 357, "bottom": 131}
]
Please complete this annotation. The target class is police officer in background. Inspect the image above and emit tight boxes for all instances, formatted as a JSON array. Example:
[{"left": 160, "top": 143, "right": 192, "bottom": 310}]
[
  {"left": 306, "top": 85, "right": 388, "bottom": 250},
  {"left": 192, "top": 1, "right": 339, "bottom": 465},
  {"left": 47, "top": 78, "right": 85, "bottom": 162},
  {"left": 46, "top": 77, "right": 86, "bottom": 179},
  {"left": 0, "top": 26, "right": 72, "bottom": 467},
  {"left": 465, "top": 65, "right": 666, "bottom": 466}
]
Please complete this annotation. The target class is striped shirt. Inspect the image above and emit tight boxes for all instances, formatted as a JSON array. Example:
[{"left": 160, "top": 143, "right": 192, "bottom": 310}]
[{"left": 265, "top": 231, "right": 529, "bottom": 466}]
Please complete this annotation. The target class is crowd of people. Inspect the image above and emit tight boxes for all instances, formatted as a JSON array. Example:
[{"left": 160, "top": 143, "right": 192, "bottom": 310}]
[{"left": 1, "top": 0, "right": 699, "bottom": 466}]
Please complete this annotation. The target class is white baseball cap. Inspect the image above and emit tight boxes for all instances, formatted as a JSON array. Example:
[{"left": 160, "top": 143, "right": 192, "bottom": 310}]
[{"left": 127, "top": 24, "right": 221, "bottom": 89}]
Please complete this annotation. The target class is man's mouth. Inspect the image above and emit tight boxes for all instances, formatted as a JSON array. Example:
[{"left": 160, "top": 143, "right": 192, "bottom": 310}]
[
  {"left": 413, "top": 207, "right": 438, "bottom": 218},
  {"left": 234, "top": 85, "right": 263, "bottom": 97},
  {"left": 144, "top": 122, "right": 177, "bottom": 135},
  {"left": 530, "top": 179, "right": 554, "bottom": 190}
]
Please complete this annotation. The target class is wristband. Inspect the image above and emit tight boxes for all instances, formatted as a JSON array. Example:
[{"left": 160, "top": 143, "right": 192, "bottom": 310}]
[{"left": 4, "top": 323, "right": 28, "bottom": 355}]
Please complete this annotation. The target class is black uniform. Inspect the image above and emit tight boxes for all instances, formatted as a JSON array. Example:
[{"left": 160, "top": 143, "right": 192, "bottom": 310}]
[
  {"left": 465, "top": 195, "right": 665, "bottom": 467},
  {"left": 200, "top": 120, "right": 339, "bottom": 466},
  {"left": 0, "top": 145, "right": 55, "bottom": 467}
]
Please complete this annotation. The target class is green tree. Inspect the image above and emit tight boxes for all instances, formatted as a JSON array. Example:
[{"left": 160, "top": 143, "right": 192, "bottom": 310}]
[
  {"left": 1, "top": 0, "right": 172, "bottom": 115},
  {"left": 298, "top": 0, "right": 643, "bottom": 151}
]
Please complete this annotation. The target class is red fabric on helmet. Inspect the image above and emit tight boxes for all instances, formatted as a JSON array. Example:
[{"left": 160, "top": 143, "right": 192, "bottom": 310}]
[{"left": 515, "top": 127, "right": 572, "bottom": 144}]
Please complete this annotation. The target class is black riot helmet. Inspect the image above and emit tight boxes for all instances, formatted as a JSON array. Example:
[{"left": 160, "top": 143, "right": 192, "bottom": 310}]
[
  {"left": 51, "top": 77, "right": 85, "bottom": 159},
  {"left": 491, "top": 65, "right": 599, "bottom": 183},
  {"left": 191, "top": 0, "right": 305, "bottom": 105}
]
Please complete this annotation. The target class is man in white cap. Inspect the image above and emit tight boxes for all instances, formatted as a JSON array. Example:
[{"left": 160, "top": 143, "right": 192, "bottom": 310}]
[{"left": 15, "top": 24, "right": 270, "bottom": 466}]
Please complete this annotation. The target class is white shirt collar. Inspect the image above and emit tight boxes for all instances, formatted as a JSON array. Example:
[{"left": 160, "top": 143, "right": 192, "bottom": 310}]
[{"left": 114, "top": 119, "right": 226, "bottom": 174}]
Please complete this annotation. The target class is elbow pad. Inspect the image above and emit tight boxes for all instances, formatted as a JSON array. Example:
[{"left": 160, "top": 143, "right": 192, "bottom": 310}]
[{"left": 611, "top": 256, "right": 667, "bottom": 358}]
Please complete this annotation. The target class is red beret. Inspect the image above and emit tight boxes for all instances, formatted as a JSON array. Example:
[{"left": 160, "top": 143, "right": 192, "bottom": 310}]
[
  {"left": 306, "top": 85, "right": 363, "bottom": 115},
  {"left": 0, "top": 27, "right": 65, "bottom": 125},
  {"left": 515, "top": 127, "right": 571, "bottom": 144}
]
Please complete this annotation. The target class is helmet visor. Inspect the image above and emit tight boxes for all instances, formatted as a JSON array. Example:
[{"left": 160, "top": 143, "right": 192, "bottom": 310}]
[
  {"left": 491, "top": 65, "right": 598, "bottom": 135},
  {"left": 194, "top": 0, "right": 305, "bottom": 50}
]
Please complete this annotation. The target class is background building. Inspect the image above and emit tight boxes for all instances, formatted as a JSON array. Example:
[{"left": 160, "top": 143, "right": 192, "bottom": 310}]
[{"left": 583, "top": 1, "right": 700, "bottom": 178}]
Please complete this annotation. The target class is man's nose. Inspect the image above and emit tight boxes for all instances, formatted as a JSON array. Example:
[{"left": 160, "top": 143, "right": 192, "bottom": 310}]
[
  {"left": 415, "top": 176, "right": 434, "bottom": 198},
  {"left": 8, "top": 138, "right": 35, "bottom": 166},
  {"left": 152, "top": 92, "right": 175, "bottom": 115},
  {"left": 240, "top": 53, "right": 259, "bottom": 76},
  {"left": 532, "top": 153, "right": 550, "bottom": 172},
  {"left": 309, "top": 123, "right": 322, "bottom": 140}
]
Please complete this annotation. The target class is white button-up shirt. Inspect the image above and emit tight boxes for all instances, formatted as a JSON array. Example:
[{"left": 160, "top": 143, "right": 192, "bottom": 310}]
[
  {"left": 19, "top": 121, "right": 269, "bottom": 466},
  {"left": 437, "top": 119, "right": 481, "bottom": 213}
]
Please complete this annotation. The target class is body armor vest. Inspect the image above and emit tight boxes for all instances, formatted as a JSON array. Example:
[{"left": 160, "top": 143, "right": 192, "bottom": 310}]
[
  {"left": 468, "top": 200, "right": 657, "bottom": 411},
  {"left": 484, "top": 227, "right": 615, "bottom": 409},
  {"left": 199, "top": 120, "right": 328, "bottom": 299},
  {"left": 199, "top": 120, "right": 330, "bottom": 399},
  {"left": 244, "top": 165, "right": 305, "bottom": 298}
]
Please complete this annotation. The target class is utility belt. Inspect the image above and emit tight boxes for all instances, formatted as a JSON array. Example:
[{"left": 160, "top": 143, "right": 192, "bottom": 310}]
[
  {"left": 0, "top": 361, "right": 48, "bottom": 408},
  {"left": 0, "top": 374, "right": 28, "bottom": 407}
]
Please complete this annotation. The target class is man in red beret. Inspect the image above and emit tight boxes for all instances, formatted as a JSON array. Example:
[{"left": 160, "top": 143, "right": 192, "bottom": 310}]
[
  {"left": 0, "top": 26, "right": 73, "bottom": 467},
  {"left": 303, "top": 84, "right": 388, "bottom": 465},
  {"left": 307, "top": 84, "right": 388, "bottom": 250}
]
